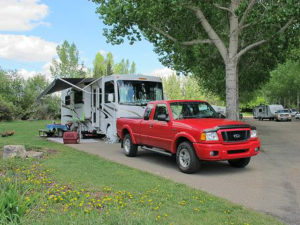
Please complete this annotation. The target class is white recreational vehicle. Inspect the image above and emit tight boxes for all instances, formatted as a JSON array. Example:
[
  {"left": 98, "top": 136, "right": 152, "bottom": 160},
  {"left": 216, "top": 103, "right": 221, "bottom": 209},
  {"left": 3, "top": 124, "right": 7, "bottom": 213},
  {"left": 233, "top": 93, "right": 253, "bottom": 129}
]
[
  {"left": 38, "top": 74, "right": 164, "bottom": 141},
  {"left": 253, "top": 104, "right": 284, "bottom": 120}
]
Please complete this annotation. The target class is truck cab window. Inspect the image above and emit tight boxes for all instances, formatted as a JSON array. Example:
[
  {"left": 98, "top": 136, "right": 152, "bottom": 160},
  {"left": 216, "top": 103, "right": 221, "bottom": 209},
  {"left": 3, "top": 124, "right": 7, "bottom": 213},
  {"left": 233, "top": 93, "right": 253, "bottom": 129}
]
[
  {"left": 105, "top": 81, "right": 115, "bottom": 103},
  {"left": 153, "top": 104, "right": 169, "bottom": 120},
  {"left": 65, "top": 95, "right": 71, "bottom": 105},
  {"left": 144, "top": 104, "right": 153, "bottom": 120},
  {"left": 74, "top": 91, "right": 83, "bottom": 104}
]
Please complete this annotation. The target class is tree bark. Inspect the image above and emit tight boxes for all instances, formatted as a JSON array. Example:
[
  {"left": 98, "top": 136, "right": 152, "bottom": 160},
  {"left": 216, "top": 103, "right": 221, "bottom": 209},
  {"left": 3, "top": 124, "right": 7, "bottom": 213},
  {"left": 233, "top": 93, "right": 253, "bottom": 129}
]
[
  {"left": 226, "top": 1, "right": 239, "bottom": 120},
  {"left": 225, "top": 61, "right": 239, "bottom": 120}
]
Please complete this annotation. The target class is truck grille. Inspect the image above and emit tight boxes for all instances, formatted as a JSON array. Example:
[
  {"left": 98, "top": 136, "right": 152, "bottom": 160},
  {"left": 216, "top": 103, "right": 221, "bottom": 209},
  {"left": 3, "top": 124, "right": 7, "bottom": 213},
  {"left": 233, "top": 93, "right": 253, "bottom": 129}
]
[{"left": 221, "top": 130, "right": 250, "bottom": 142}]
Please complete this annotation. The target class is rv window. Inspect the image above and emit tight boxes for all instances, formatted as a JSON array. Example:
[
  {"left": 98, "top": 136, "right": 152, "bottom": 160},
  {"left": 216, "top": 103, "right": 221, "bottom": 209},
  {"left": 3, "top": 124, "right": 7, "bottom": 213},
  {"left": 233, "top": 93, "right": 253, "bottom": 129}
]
[
  {"left": 105, "top": 81, "right": 115, "bottom": 103},
  {"left": 144, "top": 104, "right": 153, "bottom": 120},
  {"left": 65, "top": 95, "right": 71, "bottom": 105},
  {"left": 117, "top": 80, "right": 163, "bottom": 106},
  {"left": 74, "top": 91, "right": 83, "bottom": 104},
  {"left": 93, "top": 89, "right": 97, "bottom": 107},
  {"left": 259, "top": 109, "right": 262, "bottom": 112}
]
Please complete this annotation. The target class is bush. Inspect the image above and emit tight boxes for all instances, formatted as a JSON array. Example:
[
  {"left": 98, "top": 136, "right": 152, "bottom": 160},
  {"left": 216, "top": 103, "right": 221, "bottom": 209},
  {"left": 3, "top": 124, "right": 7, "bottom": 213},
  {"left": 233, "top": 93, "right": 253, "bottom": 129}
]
[{"left": 0, "top": 96, "right": 16, "bottom": 121}]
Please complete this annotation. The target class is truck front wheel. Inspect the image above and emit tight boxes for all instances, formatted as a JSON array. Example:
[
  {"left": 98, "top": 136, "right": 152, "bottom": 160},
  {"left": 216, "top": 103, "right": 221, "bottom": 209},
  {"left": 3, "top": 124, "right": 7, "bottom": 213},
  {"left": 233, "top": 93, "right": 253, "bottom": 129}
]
[
  {"left": 176, "top": 142, "right": 200, "bottom": 174},
  {"left": 228, "top": 157, "right": 251, "bottom": 168},
  {"left": 123, "top": 134, "right": 137, "bottom": 157}
]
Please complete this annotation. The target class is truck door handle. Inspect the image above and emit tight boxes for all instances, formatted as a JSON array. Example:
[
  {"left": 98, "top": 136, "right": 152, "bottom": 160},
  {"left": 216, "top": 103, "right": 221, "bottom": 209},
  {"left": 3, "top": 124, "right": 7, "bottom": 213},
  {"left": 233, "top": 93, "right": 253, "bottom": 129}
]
[{"left": 149, "top": 124, "right": 153, "bottom": 128}]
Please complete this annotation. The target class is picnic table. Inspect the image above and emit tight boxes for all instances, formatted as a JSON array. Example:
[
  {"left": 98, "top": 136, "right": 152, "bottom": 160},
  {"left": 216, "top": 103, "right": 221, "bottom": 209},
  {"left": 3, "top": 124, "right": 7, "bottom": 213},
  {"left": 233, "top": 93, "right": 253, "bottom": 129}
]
[{"left": 39, "top": 124, "right": 68, "bottom": 137}]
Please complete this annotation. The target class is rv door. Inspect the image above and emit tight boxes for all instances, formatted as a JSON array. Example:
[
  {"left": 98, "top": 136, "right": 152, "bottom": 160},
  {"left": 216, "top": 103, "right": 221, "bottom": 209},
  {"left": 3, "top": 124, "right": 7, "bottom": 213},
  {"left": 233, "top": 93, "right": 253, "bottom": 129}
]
[{"left": 91, "top": 88, "right": 99, "bottom": 128}]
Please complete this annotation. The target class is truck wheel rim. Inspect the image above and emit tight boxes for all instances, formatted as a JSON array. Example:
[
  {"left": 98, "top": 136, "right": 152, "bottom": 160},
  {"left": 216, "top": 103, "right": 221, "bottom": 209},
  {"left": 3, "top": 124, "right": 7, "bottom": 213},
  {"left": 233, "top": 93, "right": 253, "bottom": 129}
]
[
  {"left": 179, "top": 149, "right": 190, "bottom": 168},
  {"left": 124, "top": 138, "right": 130, "bottom": 153}
]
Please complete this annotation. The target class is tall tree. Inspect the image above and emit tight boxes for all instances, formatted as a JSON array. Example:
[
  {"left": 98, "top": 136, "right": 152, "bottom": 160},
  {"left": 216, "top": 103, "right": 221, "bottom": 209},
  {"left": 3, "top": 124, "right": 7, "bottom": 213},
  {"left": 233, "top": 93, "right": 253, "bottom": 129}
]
[
  {"left": 106, "top": 52, "right": 114, "bottom": 75},
  {"left": 50, "top": 40, "right": 85, "bottom": 78},
  {"left": 129, "top": 62, "right": 136, "bottom": 74},
  {"left": 93, "top": 52, "right": 106, "bottom": 77},
  {"left": 114, "top": 59, "right": 133, "bottom": 74},
  {"left": 162, "top": 74, "right": 183, "bottom": 100},
  {"left": 93, "top": 0, "right": 299, "bottom": 120}
]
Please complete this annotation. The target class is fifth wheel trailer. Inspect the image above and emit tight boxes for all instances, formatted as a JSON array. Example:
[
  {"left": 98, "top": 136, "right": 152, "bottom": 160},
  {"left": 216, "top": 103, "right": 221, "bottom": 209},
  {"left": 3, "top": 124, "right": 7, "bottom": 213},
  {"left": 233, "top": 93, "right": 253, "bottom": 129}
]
[
  {"left": 253, "top": 104, "right": 284, "bottom": 120},
  {"left": 37, "top": 74, "right": 164, "bottom": 141}
]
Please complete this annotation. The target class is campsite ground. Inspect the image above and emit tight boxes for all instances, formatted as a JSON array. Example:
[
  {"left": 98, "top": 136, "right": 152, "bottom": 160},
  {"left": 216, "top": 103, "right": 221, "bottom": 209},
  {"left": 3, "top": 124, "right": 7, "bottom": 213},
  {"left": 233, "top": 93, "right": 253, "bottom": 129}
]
[
  {"left": 0, "top": 120, "right": 286, "bottom": 225},
  {"left": 70, "top": 118, "right": 300, "bottom": 225}
]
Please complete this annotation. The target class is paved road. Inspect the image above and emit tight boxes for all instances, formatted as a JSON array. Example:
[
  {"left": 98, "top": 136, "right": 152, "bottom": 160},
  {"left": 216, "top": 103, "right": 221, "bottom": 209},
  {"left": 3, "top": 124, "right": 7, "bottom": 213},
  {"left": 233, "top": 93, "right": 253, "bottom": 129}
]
[{"left": 70, "top": 118, "right": 300, "bottom": 225}]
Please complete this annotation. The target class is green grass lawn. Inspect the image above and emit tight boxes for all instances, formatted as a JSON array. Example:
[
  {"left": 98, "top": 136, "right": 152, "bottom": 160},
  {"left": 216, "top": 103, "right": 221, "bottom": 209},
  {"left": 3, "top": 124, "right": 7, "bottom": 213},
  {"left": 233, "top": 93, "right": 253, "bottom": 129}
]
[
  {"left": 241, "top": 112, "right": 253, "bottom": 117},
  {"left": 0, "top": 120, "right": 284, "bottom": 225}
]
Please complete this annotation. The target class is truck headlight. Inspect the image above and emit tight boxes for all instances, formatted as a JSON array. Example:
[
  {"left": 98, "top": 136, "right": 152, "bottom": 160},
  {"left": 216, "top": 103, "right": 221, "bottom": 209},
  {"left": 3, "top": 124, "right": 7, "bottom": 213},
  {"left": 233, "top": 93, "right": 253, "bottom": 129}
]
[
  {"left": 250, "top": 129, "right": 257, "bottom": 138},
  {"left": 201, "top": 132, "right": 219, "bottom": 141}
]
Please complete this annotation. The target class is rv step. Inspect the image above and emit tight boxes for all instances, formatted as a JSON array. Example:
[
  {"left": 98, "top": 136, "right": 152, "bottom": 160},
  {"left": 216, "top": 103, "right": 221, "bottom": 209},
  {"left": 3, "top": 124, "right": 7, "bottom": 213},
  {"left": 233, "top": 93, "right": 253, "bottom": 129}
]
[{"left": 141, "top": 146, "right": 173, "bottom": 156}]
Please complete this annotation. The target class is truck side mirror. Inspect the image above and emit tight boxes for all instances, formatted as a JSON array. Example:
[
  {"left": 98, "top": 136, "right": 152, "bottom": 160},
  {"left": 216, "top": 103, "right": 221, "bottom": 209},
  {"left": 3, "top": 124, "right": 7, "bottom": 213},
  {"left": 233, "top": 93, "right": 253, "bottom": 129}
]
[
  {"left": 108, "top": 93, "right": 114, "bottom": 102},
  {"left": 157, "top": 114, "right": 169, "bottom": 122}
]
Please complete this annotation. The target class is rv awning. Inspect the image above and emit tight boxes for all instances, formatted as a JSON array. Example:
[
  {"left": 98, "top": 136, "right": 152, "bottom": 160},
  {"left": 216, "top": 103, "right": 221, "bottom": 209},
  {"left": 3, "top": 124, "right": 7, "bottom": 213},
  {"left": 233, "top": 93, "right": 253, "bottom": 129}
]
[{"left": 36, "top": 78, "right": 96, "bottom": 101}]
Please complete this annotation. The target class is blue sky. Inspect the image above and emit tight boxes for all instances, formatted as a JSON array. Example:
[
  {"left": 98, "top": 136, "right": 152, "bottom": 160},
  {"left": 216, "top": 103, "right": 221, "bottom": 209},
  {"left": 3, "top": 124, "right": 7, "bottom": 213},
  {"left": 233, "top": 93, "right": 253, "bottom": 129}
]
[{"left": 0, "top": 0, "right": 172, "bottom": 79}]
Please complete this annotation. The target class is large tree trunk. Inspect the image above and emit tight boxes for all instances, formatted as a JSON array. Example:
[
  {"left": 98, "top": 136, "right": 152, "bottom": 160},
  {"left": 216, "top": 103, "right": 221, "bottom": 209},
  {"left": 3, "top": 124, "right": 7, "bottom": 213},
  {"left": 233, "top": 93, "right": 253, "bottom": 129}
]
[{"left": 225, "top": 60, "right": 239, "bottom": 120}]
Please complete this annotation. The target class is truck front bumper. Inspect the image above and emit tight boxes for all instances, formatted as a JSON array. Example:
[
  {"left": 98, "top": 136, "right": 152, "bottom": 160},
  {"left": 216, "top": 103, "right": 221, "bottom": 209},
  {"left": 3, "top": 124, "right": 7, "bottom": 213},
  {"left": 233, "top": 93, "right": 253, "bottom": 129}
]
[{"left": 193, "top": 139, "right": 260, "bottom": 161}]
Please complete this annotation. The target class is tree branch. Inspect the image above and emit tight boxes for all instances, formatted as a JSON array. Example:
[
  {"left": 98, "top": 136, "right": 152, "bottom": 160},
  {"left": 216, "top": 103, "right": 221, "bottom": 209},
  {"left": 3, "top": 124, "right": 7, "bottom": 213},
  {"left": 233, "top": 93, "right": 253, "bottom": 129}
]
[
  {"left": 149, "top": 24, "right": 212, "bottom": 46},
  {"left": 278, "top": 17, "right": 294, "bottom": 34},
  {"left": 236, "top": 17, "right": 295, "bottom": 59},
  {"left": 185, "top": 5, "right": 228, "bottom": 62},
  {"left": 213, "top": 3, "right": 236, "bottom": 17},
  {"left": 236, "top": 40, "right": 266, "bottom": 59},
  {"left": 239, "top": 0, "right": 256, "bottom": 27}
]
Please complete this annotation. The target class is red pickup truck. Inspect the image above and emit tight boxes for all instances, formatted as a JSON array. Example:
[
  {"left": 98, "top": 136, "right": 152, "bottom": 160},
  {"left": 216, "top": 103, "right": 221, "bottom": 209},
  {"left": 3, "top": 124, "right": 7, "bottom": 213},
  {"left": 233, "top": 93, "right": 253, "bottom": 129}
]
[{"left": 117, "top": 100, "right": 260, "bottom": 173}]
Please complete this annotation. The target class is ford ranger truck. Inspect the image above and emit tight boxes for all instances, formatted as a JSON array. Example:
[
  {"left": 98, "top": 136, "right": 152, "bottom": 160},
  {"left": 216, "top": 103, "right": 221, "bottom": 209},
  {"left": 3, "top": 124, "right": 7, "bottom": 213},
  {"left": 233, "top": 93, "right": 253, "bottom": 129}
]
[{"left": 117, "top": 100, "right": 260, "bottom": 173}]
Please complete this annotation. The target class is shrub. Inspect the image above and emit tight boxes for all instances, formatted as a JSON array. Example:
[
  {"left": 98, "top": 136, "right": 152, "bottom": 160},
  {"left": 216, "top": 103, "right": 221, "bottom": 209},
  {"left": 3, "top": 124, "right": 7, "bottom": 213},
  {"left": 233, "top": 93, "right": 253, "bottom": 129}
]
[{"left": 0, "top": 96, "right": 16, "bottom": 121}]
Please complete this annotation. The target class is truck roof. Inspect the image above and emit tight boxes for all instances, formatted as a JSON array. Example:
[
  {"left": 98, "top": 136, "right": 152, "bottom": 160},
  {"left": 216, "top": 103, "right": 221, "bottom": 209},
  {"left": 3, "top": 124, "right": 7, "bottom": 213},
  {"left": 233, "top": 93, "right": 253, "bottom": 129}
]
[{"left": 148, "top": 100, "right": 208, "bottom": 104}]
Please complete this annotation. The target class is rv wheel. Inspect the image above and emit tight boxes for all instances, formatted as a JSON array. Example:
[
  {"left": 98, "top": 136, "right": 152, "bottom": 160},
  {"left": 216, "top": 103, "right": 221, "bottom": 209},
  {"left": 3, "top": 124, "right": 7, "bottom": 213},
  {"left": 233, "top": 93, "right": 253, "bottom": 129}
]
[{"left": 123, "top": 134, "right": 137, "bottom": 157}]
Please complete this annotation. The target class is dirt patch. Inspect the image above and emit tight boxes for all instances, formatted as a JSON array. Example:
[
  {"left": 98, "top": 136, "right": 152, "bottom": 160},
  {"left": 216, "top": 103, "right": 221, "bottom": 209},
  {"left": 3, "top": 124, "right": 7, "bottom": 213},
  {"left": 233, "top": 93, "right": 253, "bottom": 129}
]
[
  {"left": 0, "top": 150, "right": 2, "bottom": 158},
  {"left": 27, "top": 148, "right": 58, "bottom": 156}
]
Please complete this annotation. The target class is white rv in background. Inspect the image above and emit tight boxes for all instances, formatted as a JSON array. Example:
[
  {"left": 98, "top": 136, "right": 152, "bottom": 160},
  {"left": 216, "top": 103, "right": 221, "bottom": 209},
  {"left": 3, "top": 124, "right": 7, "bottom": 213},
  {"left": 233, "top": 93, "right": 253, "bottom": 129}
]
[
  {"left": 38, "top": 74, "right": 164, "bottom": 141},
  {"left": 253, "top": 104, "right": 284, "bottom": 120}
]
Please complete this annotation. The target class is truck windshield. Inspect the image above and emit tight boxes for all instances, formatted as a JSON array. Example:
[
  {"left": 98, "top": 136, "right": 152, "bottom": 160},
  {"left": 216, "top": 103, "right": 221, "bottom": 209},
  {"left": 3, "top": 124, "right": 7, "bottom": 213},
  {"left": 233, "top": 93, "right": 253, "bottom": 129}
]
[
  {"left": 277, "top": 109, "right": 289, "bottom": 113},
  {"left": 118, "top": 80, "right": 163, "bottom": 106},
  {"left": 170, "top": 102, "right": 218, "bottom": 120}
]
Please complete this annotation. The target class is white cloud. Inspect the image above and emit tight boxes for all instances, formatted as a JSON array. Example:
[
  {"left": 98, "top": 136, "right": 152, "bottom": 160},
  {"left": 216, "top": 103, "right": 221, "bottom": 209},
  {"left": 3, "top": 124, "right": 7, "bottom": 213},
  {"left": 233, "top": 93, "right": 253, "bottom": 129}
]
[
  {"left": 0, "top": 34, "right": 57, "bottom": 62},
  {"left": 151, "top": 67, "right": 175, "bottom": 78},
  {"left": 17, "top": 68, "right": 38, "bottom": 80},
  {"left": 0, "top": 0, "right": 49, "bottom": 31},
  {"left": 98, "top": 50, "right": 107, "bottom": 56},
  {"left": 17, "top": 61, "right": 53, "bottom": 81}
]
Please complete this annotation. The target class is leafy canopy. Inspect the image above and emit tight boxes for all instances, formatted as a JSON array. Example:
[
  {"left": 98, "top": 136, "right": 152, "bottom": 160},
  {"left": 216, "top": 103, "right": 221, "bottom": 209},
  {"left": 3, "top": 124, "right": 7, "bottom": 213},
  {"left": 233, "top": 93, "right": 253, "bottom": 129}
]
[{"left": 92, "top": 0, "right": 300, "bottom": 101}]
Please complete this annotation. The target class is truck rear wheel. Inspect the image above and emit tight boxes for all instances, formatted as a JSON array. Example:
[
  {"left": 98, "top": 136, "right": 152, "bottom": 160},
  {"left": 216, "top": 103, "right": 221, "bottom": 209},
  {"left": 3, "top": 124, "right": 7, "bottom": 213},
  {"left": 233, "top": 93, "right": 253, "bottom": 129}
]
[
  {"left": 176, "top": 142, "right": 200, "bottom": 174},
  {"left": 228, "top": 157, "right": 251, "bottom": 168},
  {"left": 123, "top": 134, "right": 137, "bottom": 157}
]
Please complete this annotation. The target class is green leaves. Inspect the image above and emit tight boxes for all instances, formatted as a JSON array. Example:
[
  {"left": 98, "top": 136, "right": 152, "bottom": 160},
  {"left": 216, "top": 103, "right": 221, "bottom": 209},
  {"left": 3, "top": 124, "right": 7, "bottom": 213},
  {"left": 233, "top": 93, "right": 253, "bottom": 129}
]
[
  {"left": 50, "top": 40, "right": 85, "bottom": 78},
  {"left": 92, "top": 0, "right": 300, "bottom": 104}
]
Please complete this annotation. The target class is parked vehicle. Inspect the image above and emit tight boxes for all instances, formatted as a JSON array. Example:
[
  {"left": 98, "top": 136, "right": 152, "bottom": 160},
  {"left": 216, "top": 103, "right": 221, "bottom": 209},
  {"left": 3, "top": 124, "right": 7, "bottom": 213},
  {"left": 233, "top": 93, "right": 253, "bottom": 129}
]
[
  {"left": 117, "top": 100, "right": 260, "bottom": 173},
  {"left": 254, "top": 104, "right": 284, "bottom": 120},
  {"left": 290, "top": 109, "right": 298, "bottom": 117},
  {"left": 295, "top": 113, "right": 300, "bottom": 119},
  {"left": 275, "top": 109, "right": 292, "bottom": 121},
  {"left": 38, "top": 75, "right": 164, "bottom": 141}
]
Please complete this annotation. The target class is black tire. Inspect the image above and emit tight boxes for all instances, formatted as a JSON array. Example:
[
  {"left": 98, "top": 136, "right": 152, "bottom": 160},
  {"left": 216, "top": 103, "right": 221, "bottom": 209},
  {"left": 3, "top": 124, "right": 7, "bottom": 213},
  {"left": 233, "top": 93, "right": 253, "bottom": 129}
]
[
  {"left": 176, "top": 142, "right": 200, "bottom": 174},
  {"left": 228, "top": 157, "right": 251, "bottom": 168},
  {"left": 123, "top": 134, "right": 137, "bottom": 157}
]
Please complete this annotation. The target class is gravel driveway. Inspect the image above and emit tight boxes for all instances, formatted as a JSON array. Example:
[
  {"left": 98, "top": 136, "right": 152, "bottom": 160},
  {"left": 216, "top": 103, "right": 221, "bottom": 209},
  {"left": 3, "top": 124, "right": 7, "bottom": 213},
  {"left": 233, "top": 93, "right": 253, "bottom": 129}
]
[{"left": 70, "top": 118, "right": 300, "bottom": 225}]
